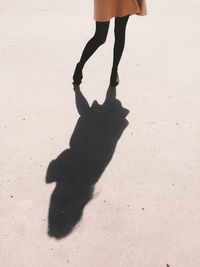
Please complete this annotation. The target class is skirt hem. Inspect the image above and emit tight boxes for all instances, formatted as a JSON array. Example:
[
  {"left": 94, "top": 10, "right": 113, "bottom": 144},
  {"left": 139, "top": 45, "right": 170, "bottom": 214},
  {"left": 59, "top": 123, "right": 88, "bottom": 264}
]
[{"left": 94, "top": 11, "right": 147, "bottom": 22}]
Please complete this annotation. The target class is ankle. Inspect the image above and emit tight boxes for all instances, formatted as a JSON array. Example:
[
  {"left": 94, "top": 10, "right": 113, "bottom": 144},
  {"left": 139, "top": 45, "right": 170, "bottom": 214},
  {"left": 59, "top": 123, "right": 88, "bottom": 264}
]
[
  {"left": 77, "top": 62, "right": 84, "bottom": 69},
  {"left": 111, "top": 66, "right": 118, "bottom": 72}
]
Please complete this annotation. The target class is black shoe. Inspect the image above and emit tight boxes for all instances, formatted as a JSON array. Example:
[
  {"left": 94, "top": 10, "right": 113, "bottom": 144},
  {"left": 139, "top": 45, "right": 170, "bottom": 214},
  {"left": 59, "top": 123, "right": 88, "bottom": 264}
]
[
  {"left": 72, "top": 63, "right": 83, "bottom": 85},
  {"left": 109, "top": 68, "right": 119, "bottom": 87}
]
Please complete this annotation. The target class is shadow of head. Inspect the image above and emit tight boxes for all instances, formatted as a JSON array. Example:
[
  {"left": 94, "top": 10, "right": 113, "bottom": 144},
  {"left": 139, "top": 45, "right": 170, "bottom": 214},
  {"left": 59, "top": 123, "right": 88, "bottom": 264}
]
[{"left": 45, "top": 85, "right": 130, "bottom": 239}]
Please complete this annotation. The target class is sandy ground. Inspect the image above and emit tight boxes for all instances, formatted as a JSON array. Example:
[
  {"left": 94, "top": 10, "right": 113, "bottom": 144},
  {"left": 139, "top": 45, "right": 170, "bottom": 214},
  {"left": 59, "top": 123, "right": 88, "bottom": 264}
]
[{"left": 1, "top": 1, "right": 200, "bottom": 266}]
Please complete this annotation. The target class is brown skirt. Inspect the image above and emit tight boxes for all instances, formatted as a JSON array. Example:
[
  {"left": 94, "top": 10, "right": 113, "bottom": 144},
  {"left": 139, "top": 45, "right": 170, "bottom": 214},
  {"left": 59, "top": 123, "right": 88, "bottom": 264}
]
[{"left": 94, "top": 0, "right": 147, "bottom": 22}]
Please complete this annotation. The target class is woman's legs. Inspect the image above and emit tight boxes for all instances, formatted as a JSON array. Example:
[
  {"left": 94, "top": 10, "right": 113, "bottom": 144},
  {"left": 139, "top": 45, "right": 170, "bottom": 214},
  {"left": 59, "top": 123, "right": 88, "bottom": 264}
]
[
  {"left": 73, "top": 15, "right": 129, "bottom": 85},
  {"left": 109, "top": 15, "right": 129, "bottom": 86},
  {"left": 111, "top": 15, "right": 130, "bottom": 71},
  {"left": 77, "top": 21, "right": 110, "bottom": 69},
  {"left": 73, "top": 20, "right": 110, "bottom": 84}
]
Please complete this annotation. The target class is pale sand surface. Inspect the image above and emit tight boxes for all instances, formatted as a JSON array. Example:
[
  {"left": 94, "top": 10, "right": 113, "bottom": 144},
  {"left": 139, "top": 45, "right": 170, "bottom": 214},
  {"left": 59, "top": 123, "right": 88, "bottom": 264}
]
[{"left": 1, "top": 1, "right": 200, "bottom": 266}]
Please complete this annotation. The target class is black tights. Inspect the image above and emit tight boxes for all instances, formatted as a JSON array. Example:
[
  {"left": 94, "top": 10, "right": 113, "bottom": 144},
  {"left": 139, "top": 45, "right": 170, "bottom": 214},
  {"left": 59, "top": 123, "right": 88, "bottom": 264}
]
[{"left": 77, "top": 15, "right": 130, "bottom": 71}]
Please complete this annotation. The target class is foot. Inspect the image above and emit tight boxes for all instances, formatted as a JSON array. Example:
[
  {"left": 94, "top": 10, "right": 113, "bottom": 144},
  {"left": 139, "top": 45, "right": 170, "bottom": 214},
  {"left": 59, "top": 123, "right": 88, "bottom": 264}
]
[
  {"left": 109, "top": 67, "right": 119, "bottom": 87},
  {"left": 72, "top": 63, "right": 83, "bottom": 85}
]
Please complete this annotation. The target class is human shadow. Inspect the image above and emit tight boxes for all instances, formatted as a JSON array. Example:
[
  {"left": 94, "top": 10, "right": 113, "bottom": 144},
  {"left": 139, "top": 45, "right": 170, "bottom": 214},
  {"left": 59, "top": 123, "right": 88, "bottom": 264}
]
[{"left": 45, "top": 84, "right": 130, "bottom": 239}]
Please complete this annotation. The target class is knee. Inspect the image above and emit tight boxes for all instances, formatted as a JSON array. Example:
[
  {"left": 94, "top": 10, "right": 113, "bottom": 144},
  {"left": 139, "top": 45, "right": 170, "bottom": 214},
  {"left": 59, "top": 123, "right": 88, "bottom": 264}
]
[{"left": 93, "top": 34, "right": 107, "bottom": 45}]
